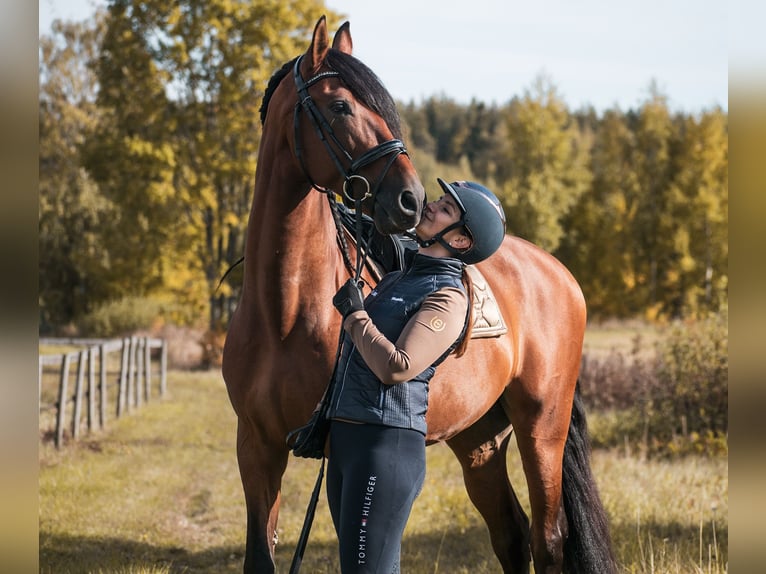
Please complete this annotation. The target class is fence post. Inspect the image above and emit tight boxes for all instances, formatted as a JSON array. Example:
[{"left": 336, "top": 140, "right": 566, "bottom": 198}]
[
  {"left": 72, "top": 350, "right": 87, "bottom": 440},
  {"left": 126, "top": 336, "right": 136, "bottom": 413},
  {"left": 144, "top": 337, "right": 152, "bottom": 402},
  {"left": 88, "top": 347, "right": 97, "bottom": 431},
  {"left": 99, "top": 343, "right": 107, "bottom": 429},
  {"left": 56, "top": 354, "right": 72, "bottom": 448},
  {"left": 135, "top": 338, "right": 144, "bottom": 408},
  {"left": 160, "top": 339, "right": 168, "bottom": 396},
  {"left": 118, "top": 338, "right": 129, "bottom": 417}
]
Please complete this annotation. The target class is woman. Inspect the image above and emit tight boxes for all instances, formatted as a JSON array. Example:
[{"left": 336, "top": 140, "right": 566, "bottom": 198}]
[{"left": 327, "top": 178, "right": 507, "bottom": 573}]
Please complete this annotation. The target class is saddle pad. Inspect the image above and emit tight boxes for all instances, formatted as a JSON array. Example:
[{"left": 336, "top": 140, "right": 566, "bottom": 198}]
[{"left": 465, "top": 265, "right": 508, "bottom": 339}]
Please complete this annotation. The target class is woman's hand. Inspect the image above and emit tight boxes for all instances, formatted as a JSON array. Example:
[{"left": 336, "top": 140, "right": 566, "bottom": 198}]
[{"left": 333, "top": 279, "right": 365, "bottom": 319}]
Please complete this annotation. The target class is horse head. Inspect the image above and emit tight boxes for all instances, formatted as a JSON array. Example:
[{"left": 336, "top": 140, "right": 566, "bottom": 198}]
[{"left": 287, "top": 17, "right": 424, "bottom": 234}]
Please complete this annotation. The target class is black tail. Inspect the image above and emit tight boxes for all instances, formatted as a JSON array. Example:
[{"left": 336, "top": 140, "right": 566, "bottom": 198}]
[{"left": 561, "top": 381, "right": 618, "bottom": 574}]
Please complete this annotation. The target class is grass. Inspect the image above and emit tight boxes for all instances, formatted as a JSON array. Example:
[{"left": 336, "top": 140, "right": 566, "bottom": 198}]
[
  {"left": 39, "top": 369, "right": 727, "bottom": 573},
  {"left": 583, "top": 319, "right": 661, "bottom": 361}
]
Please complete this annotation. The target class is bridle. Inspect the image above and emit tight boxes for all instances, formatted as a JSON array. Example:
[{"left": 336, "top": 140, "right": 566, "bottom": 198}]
[
  {"left": 292, "top": 55, "right": 407, "bottom": 204},
  {"left": 216, "top": 55, "right": 411, "bottom": 292},
  {"left": 292, "top": 54, "right": 408, "bottom": 279}
]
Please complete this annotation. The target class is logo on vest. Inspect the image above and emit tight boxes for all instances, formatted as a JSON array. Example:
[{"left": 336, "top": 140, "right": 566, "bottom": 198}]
[{"left": 429, "top": 316, "right": 446, "bottom": 332}]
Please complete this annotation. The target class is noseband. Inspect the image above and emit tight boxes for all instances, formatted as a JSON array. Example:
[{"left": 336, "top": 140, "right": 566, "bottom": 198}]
[{"left": 292, "top": 55, "right": 407, "bottom": 202}]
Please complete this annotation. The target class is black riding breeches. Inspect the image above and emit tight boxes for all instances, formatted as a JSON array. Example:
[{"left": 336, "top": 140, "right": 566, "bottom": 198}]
[{"left": 326, "top": 421, "right": 426, "bottom": 574}]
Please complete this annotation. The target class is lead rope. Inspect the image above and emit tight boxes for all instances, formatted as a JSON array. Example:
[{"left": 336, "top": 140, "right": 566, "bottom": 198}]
[
  {"left": 289, "top": 189, "right": 370, "bottom": 574},
  {"left": 352, "top": 193, "right": 370, "bottom": 283},
  {"left": 288, "top": 456, "right": 326, "bottom": 573},
  {"left": 327, "top": 194, "right": 357, "bottom": 279}
]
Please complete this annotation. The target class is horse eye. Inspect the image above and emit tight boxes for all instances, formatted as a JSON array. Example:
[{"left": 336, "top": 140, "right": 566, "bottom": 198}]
[{"left": 330, "top": 100, "right": 352, "bottom": 115}]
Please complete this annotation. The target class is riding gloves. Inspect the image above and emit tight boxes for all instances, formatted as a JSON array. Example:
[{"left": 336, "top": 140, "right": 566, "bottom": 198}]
[{"left": 333, "top": 279, "right": 365, "bottom": 319}]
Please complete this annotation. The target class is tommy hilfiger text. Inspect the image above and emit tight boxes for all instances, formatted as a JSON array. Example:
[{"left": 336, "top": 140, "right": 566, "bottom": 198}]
[{"left": 357, "top": 475, "right": 377, "bottom": 565}]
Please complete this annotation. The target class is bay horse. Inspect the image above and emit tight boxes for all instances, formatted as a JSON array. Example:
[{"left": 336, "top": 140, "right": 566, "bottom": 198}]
[{"left": 222, "top": 16, "right": 616, "bottom": 574}]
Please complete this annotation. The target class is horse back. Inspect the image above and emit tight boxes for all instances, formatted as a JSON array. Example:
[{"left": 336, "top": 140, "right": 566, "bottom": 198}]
[{"left": 425, "top": 235, "right": 586, "bottom": 441}]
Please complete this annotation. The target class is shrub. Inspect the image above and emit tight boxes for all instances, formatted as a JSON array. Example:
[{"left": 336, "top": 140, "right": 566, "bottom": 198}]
[
  {"left": 580, "top": 311, "right": 728, "bottom": 457},
  {"left": 655, "top": 310, "right": 728, "bottom": 439},
  {"left": 78, "top": 296, "right": 167, "bottom": 337}
]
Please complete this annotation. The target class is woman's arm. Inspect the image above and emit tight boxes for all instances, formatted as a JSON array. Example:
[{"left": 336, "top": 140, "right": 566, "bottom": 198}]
[{"left": 342, "top": 287, "right": 468, "bottom": 385}]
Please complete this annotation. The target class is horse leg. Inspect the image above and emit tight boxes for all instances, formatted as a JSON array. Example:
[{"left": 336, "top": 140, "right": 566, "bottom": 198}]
[
  {"left": 500, "top": 386, "right": 571, "bottom": 574},
  {"left": 236, "top": 417, "right": 289, "bottom": 574},
  {"left": 446, "top": 401, "right": 531, "bottom": 573}
]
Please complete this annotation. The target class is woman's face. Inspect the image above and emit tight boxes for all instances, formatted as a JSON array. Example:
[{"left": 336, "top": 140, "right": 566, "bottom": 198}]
[{"left": 415, "top": 194, "right": 463, "bottom": 239}]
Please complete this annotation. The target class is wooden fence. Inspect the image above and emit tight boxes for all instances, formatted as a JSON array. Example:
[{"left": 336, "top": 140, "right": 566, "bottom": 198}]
[{"left": 39, "top": 337, "right": 168, "bottom": 448}]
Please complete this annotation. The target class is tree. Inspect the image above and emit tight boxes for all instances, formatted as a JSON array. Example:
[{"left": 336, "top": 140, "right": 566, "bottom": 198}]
[
  {"left": 497, "top": 76, "right": 591, "bottom": 252},
  {"left": 460, "top": 99, "right": 507, "bottom": 184},
  {"left": 558, "top": 108, "right": 639, "bottom": 318},
  {"left": 83, "top": 0, "right": 339, "bottom": 329},
  {"left": 39, "top": 16, "right": 111, "bottom": 330},
  {"left": 400, "top": 97, "right": 504, "bottom": 196},
  {"left": 663, "top": 109, "right": 728, "bottom": 317},
  {"left": 626, "top": 88, "right": 676, "bottom": 316}
]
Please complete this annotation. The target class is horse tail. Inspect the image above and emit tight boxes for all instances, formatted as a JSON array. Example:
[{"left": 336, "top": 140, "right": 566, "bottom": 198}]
[{"left": 561, "top": 381, "right": 618, "bottom": 574}]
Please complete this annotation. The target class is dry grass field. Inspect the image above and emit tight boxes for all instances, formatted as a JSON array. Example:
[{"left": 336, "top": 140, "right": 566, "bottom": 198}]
[{"left": 39, "top": 360, "right": 727, "bottom": 573}]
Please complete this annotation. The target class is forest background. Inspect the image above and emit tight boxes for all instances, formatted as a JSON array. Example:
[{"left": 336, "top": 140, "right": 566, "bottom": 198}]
[{"left": 38, "top": 1, "right": 728, "bottom": 339}]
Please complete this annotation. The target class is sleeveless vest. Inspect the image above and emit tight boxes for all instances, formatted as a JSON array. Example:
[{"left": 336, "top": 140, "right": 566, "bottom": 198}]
[{"left": 328, "top": 253, "right": 466, "bottom": 435}]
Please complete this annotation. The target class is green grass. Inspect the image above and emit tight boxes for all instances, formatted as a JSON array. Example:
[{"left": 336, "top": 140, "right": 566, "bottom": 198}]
[{"left": 39, "top": 370, "right": 727, "bottom": 573}]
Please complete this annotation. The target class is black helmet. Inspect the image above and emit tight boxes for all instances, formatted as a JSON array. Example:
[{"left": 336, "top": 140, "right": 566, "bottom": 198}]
[{"left": 436, "top": 178, "right": 506, "bottom": 264}]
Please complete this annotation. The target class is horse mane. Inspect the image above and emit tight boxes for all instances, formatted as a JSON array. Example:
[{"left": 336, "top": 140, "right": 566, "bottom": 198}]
[
  {"left": 259, "top": 57, "right": 298, "bottom": 125},
  {"left": 259, "top": 51, "right": 402, "bottom": 140}
]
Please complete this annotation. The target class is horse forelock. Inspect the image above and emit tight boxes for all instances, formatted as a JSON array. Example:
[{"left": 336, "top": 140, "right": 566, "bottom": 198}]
[{"left": 258, "top": 52, "right": 402, "bottom": 140}]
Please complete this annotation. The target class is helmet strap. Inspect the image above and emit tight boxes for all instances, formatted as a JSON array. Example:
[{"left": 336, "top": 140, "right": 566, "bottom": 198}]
[{"left": 407, "top": 220, "right": 467, "bottom": 257}]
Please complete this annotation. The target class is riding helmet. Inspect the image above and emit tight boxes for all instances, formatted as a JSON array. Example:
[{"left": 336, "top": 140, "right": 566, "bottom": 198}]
[{"left": 437, "top": 178, "right": 506, "bottom": 264}]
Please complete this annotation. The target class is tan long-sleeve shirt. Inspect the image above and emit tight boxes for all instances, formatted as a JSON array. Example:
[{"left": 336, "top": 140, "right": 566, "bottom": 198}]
[{"left": 341, "top": 287, "right": 468, "bottom": 385}]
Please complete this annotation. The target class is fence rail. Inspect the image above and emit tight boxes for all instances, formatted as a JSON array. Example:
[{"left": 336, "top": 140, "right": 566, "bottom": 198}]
[{"left": 39, "top": 337, "right": 168, "bottom": 448}]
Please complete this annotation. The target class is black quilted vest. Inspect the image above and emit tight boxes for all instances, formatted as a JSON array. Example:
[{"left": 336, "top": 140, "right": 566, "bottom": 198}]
[{"left": 328, "top": 253, "right": 466, "bottom": 435}]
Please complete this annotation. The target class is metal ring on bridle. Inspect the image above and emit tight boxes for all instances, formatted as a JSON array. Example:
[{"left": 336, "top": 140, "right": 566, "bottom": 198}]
[{"left": 342, "top": 175, "right": 371, "bottom": 202}]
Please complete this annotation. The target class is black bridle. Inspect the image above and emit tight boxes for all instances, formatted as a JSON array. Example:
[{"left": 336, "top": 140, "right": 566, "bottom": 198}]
[
  {"left": 292, "top": 55, "right": 407, "bottom": 204},
  {"left": 292, "top": 55, "right": 409, "bottom": 279}
]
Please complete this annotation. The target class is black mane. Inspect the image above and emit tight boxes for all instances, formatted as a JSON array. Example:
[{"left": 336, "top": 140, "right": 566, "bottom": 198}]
[
  {"left": 259, "top": 51, "right": 402, "bottom": 140},
  {"left": 259, "top": 57, "right": 298, "bottom": 126}
]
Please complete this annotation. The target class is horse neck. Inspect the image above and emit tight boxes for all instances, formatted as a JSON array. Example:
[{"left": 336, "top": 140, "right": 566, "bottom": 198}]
[{"left": 242, "top": 150, "right": 345, "bottom": 336}]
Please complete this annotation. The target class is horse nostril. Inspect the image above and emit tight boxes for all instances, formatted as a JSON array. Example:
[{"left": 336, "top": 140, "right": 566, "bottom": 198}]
[{"left": 399, "top": 190, "right": 419, "bottom": 216}]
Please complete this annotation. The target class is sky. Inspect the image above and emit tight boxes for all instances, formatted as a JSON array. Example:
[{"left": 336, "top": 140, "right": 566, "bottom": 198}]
[{"left": 38, "top": 0, "right": 745, "bottom": 114}]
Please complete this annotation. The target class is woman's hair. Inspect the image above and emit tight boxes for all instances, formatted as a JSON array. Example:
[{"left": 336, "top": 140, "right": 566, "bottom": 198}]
[{"left": 453, "top": 269, "right": 474, "bottom": 358}]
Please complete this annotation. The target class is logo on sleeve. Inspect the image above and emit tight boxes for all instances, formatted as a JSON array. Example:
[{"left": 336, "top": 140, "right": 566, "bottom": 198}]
[{"left": 429, "top": 316, "right": 446, "bottom": 332}]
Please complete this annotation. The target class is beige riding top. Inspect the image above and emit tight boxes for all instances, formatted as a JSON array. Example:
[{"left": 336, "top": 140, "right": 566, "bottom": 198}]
[{"left": 341, "top": 287, "right": 468, "bottom": 385}]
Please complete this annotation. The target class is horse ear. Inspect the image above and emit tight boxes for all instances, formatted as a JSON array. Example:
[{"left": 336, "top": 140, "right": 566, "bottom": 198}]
[
  {"left": 332, "top": 22, "right": 353, "bottom": 55},
  {"left": 308, "top": 16, "right": 331, "bottom": 71}
]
